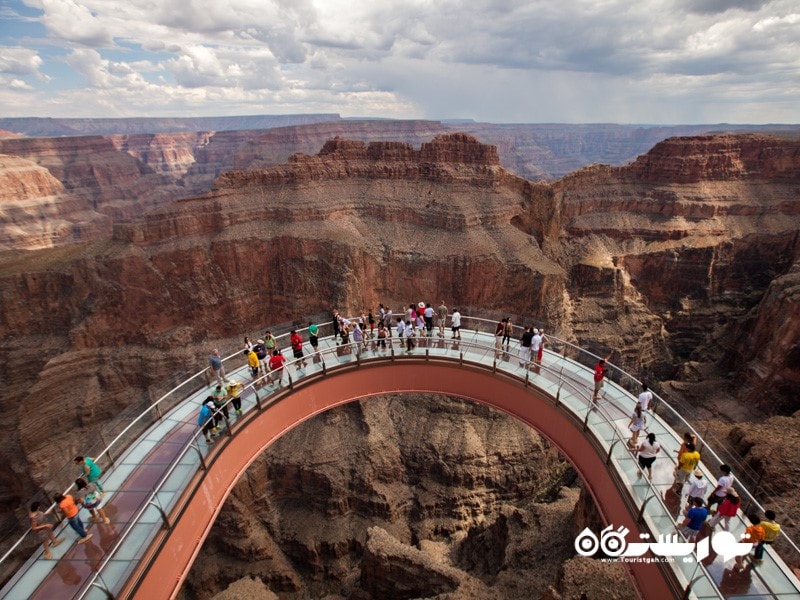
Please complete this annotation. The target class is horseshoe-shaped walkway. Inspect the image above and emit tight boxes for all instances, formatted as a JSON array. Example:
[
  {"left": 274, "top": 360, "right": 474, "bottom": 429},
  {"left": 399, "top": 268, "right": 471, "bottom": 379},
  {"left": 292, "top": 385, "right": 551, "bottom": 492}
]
[{"left": 2, "top": 320, "right": 799, "bottom": 599}]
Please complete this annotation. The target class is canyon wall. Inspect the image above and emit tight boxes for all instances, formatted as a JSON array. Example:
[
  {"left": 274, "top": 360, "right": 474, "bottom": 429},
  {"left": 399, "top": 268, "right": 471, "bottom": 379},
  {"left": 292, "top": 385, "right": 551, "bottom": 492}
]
[{"left": 0, "top": 131, "right": 798, "bottom": 594}]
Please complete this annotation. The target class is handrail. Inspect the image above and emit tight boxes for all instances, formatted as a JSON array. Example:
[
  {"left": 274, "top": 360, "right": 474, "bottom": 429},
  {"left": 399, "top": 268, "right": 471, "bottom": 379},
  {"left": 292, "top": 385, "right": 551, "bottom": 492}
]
[
  {"left": 2, "top": 318, "right": 798, "bottom": 600},
  {"left": 461, "top": 315, "right": 800, "bottom": 558}
]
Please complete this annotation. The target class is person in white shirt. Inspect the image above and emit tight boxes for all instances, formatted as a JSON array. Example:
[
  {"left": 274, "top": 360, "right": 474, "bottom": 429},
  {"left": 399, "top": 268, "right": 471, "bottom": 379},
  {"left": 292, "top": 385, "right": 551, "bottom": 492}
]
[
  {"left": 638, "top": 383, "right": 654, "bottom": 412},
  {"left": 707, "top": 464, "right": 735, "bottom": 513},
  {"left": 685, "top": 469, "right": 709, "bottom": 512},
  {"left": 451, "top": 309, "right": 462, "bottom": 339}
]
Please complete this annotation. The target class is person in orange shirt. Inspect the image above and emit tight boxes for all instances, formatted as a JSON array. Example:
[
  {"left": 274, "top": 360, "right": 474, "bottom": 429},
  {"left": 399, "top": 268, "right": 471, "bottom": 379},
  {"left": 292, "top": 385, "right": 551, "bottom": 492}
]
[
  {"left": 735, "top": 515, "right": 764, "bottom": 572},
  {"left": 53, "top": 493, "right": 93, "bottom": 544}
]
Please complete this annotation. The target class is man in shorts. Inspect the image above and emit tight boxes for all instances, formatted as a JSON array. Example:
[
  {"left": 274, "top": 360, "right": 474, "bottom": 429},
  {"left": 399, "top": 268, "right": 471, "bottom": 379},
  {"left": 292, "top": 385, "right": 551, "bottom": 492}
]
[
  {"left": 437, "top": 301, "right": 448, "bottom": 337},
  {"left": 451, "top": 309, "right": 461, "bottom": 340},
  {"left": 268, "top": 349, "right": 286, "bottom": 387}
]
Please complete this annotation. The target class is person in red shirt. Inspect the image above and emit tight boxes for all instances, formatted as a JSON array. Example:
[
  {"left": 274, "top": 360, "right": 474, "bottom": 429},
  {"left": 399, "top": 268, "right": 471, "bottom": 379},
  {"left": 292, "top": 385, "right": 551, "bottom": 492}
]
[
  {"left": 53, "top": 493, "right": 93, "bottom": 544},
  {"left": 268, "top": 349, "right": 286, "bottom": 387},
  {"left": 592, "top": 352, "right": 613, "bottom": 401},
  {"left": 290, "top": 330, "right": 307, "bottom": 369}
]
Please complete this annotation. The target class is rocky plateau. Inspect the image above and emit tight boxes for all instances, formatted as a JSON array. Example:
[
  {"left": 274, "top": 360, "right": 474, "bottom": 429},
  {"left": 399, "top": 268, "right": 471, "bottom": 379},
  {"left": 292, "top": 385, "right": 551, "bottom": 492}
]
[{"left": 0, "top": 126, "right": 798, "bottom": 598}]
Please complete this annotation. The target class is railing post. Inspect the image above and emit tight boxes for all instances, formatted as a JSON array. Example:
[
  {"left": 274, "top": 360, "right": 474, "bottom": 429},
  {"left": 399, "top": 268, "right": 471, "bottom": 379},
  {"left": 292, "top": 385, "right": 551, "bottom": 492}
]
[
  {"left": 321, "top": 356, "right": 327, "bottom": 374},
  {"left": 583, "top": 406, "right": 592, "bottom": 431},
  {"left": 189, "top": 442, "right": 208, "bottom": 471},
  {"left": 525, "top": 369, "right": 529, "bottom": 388},
  {"left": 426, "top": 348, "right": 429, "bottom": 361},
  {"left": 459, "top": 351, "right": 463, "bottom": 366},
  {"left": 89, "top": 579, "right": 115, "bottom": 599},
  {"left": 390, "top": 343, "right": 395, "bottom": 361},
  {"left": 253, "top": 388, "right": 262, "bottom": 410},
  {"left": 554, "top": 384, "right": 561, "bottom": 407},
  {"left": 492, "top": 358, "right": 497, "bottom": 373},
  {"left": 288, "top": 372, "right": 294, "bottom": 390},
  {"left": 636, "top": 493, "right": 657, "bottom": 523},
  {"left": 356, "top": 348, "right": 361, "bottom": 365},
  {"left": 222, "top": 410, "right": 232, "bottom": 437},
  {"left": 147, "top": 498, "right": 172, "bottom": 530},
  {"left": 606, "top": 439, "right": 621, "bottom": 464}
]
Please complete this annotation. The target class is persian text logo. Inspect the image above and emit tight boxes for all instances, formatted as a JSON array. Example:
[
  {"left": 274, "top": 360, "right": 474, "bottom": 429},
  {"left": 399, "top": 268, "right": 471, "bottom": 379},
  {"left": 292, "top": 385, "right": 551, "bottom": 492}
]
[{"left": 574, "top": 525, "right": 753, "bottom": 563}]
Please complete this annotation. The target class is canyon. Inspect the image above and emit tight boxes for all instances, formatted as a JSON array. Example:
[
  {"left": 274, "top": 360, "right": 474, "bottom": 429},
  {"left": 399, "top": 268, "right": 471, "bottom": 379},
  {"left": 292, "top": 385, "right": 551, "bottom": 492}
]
[{"left": 0, "top": 125, "right": 798, "bottom": 598}]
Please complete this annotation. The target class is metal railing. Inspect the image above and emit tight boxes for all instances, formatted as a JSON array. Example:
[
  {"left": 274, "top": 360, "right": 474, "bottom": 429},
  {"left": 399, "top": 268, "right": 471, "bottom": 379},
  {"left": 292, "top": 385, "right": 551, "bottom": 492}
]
[{"left": 1, "top": 316, "right": 798, "bottom": 600}]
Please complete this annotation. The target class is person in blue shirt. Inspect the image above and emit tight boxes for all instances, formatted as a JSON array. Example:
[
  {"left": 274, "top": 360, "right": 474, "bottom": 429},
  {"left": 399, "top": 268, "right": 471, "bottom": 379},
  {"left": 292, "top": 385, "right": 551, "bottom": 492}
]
[
  {"left": 198, "top": 400, "right": 215, "bottom": 443},
  {"left": 679, "top": 497, "right": 709, "bottom": 541}
]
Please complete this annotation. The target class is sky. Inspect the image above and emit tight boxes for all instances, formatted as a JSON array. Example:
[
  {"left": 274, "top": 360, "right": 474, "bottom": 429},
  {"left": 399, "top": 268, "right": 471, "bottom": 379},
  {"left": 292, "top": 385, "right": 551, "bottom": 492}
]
[{"left": 0, "top": 0, "right": 798, "bottom": 124}]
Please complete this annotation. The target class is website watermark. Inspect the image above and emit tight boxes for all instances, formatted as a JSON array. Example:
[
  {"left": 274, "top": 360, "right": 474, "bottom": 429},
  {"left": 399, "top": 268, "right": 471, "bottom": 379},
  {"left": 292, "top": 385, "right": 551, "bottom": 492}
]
[{"left": 574, "top": 525, "right": 754, "bottom": 564}]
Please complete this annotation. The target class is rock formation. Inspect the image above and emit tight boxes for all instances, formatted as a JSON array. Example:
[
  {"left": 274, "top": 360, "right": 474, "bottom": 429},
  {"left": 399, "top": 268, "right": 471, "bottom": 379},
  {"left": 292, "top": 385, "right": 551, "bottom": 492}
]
[{"left": 0, "top": 130, "right": 798, "bottom": 595}]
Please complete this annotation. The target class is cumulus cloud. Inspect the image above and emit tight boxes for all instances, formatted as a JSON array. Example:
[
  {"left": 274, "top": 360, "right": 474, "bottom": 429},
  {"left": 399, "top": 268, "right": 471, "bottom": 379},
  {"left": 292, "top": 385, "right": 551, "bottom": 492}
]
[{"left": 3, "top": 0, "right": 799, "bottom": 122}]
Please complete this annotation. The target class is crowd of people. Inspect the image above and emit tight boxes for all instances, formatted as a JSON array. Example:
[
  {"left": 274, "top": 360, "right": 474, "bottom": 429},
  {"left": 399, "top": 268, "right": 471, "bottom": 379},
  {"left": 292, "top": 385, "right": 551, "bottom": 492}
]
[{"left": 203, "top": 304, "right": 785, "bottom": 571}]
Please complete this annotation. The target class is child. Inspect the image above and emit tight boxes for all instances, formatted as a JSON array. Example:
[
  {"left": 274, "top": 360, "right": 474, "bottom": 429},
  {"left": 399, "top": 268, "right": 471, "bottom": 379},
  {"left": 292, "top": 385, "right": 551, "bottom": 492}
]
[
  {"left": 75, "top": 477, "right": 110, "bottom": 524},
  {"left": 29, "top": 502, "right": 64, "bottom": 559}
]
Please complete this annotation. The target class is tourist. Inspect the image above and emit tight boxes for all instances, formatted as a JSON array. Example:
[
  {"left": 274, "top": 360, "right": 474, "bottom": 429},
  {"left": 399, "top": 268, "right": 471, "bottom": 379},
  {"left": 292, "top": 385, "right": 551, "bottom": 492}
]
[
  {"left": 75, "top": 477, "right": 110, "bottom": 524},
  {"left": 405, "top": 320, "right": 416, "bottom": 352},
  {"left": 406, "top": 304, "right": 415, "bottom": 331},
  {"left": 503, "top": 317, "right": 513, "bottom": 350},
  {"left": 385, "top": 308, "right": 393, "bottom": 337},
  {"left": 352, "top": 322, "right": 364, "bottom": 354},
  {"left": 424, "top": 303, "right": 435, "bottom": 337},
  {"left": 437, "top": 301, "right": 448, "bottom": 337},
  {"left": 264, "top": 330, "right": 278, "bottom": 354},
  {"left": 592, "top": 352, "right": 613, "bottom": 400},
  {"left": 414, "top": 310, "right": 425, "bottom": 338},
  {"left": 226, "top": 380, "right": 243, "bottom": 415},
  {"left": 74, "top": 455, "right": 104, "bottom": 493},
  {"left": 198, "top": 400, "right": 215, "bottom": 443},
  {"left": 268, "top": 349, "right": 286, "bottom": 386},
  {"left": 29, "top": 501, "right": 64, "bottom": 559},
  {"left": 638, "top": 382, "right": 653, "bottom": 412},
  {"left": 678, "top": 497, "right": 708, "bottom": 542},
  {"left": 368, "top": 310, "right": 375, "bottom": 338},
  {"left": 378, "top": 304, "right": 386, "bottom": 329},
  {"left": 708, "top": 490, "right": 740, "bottom": 531},
  {"left": 376, "top": 322, "right": 387, "bottom": 350},
  {"left": 675, "top": 431, "right": 697, "bottom": 459},
  {"left": 340, "top": 318, "right": 351, "bottom": 346},
  {"left": 707, "top": 465, "right": 735, "bottom": 513},
  {"left": 210, "top": 384, "right": 228, "bottom": 429},
  {"left": 247, "top": 348, "right": 260, "bottom": 378},
  {"left": 519, "top": 326, "right": 533, "bottom": 367},
  {"left": 243, "top": 336, "right": 253, "bottom": 355},
  {"left": 451, "top": 308, "right": 462, "bottom": 339},
  {"left": 208, "top": 348, "right": 229, "bottom": 385},
  {"left": 534, "top": 328, "right": 546, "bottom": 364},
  {"left": 636, "top": 432, "right": 661, "bottom": 478},
  {"left": 685, "top": 469, "right": 709, "bottom": 511},
  {"left": 735, "top": 515, "right": 765, "bottom": 571},
  {"left": 252, "top": 338, "right": 267, "bottom": 373},
  {"left": 53, "top": 492, "right": 92, "bottom": 544},
  {"left": 628, "top": 404, "right": 647, "bottom": 447},
  {"left": 494, "top": 318, "right": 505, "bottom": 353},
  {"left": 308, "top": 321, "right": 320, "bottom": 356},
  {"left": 332, "top": 310, "right": 341, "bottom": 344},
  {"left": 290, "top": 329, "right": 307, "bottom": 369},
  {"left": 754, "top": 510, "right": 781, "bottom": 563},
  {"left": 396, "top": 316, "right": 406, "bottom": 346},
  {"left": 673, "top": 442, "right": 701, "bottom": 491}
]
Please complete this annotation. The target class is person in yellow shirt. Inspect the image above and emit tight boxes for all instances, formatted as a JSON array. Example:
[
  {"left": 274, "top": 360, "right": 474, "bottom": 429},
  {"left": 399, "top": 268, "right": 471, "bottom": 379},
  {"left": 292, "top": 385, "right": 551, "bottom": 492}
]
[
  {"left": 247, "top": 350, "right": 260, "bottom": 378},
  {"left": 755, "top": 510, "right": 781, "bottom": 563},
  {"left": 673, "top": 442, "right": 701, "bottom": 491}
]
